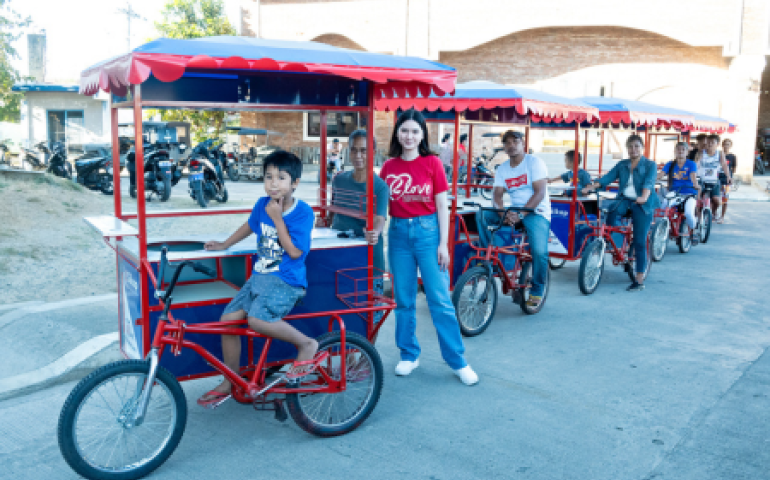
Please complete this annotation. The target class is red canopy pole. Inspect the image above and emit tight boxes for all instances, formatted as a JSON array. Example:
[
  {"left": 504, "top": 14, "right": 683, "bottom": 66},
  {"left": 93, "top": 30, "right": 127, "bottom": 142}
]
[
  {"left": 132, "top": 84, "right": 149, "bottom": 356},
  {"left": 111, "top": 107, "right": 122, "bottom": 219},
  {"left": 570, "top": 122, "right": 579, "bottom": 258},
  {"left": 320, "top": 110, "right": 328, "bottom": 217},
  {"left": 449, "top": 112, "right": 460, "bottom": 288},
  {"left": 466, "top": 123, "right": 474, "bottom": 198},
  {"left": 644, "top": 128, "right": 650, "bottom": 158},
  {"left": 452, "top": 113, "right": 461, "bottom": 199},
  {"left": 582, "top": 129, "right": 589, "bottom": 170},
  {"left": 524, "top": 125, "right": 530, "bottom": 153},
  {"left": 366, "top": 85, "right": 375, "bottom": 326},
  {"left": 598, "top": 130, "right": 605, "bottom": 176}
]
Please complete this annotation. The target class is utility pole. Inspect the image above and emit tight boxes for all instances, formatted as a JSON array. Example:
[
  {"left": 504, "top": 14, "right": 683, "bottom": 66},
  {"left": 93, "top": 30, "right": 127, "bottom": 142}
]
[{"left": 116, "top": 3, "right": 145, "bottom": 51}]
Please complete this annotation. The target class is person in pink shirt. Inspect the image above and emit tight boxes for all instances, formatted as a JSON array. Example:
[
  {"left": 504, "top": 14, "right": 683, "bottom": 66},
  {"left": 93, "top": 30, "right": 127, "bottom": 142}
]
[{"left": 379, "top": 109, "right": 478, "bottom": 386}]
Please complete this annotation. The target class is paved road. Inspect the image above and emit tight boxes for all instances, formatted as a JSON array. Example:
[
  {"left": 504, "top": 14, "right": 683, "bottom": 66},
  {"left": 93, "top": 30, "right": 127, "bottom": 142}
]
[{"left": 1, "top": 201, "right": 769, "bottom": 479}]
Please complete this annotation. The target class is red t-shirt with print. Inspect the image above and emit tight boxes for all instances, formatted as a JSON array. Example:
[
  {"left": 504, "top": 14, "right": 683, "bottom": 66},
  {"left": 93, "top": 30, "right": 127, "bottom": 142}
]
[{"left": 380, "top": 155, "right": 449, "bottom": 219}]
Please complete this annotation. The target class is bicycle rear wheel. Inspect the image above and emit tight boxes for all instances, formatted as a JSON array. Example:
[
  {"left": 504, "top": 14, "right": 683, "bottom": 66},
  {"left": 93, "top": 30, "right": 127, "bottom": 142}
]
[
  {"left": 677, "top": 218, "right": 692, "bottom": 253},
  {"left": 58, "top": 360, "right": 187, "bottom": 480},
  {"left": 700, "top": 209, "right": 713, "bottom": 244},
  {"left": 651, "top": 218, "right": 669, "bottom": 262},
  {"left": 285, "top": 332, "right": 383, "bottom": 437}
]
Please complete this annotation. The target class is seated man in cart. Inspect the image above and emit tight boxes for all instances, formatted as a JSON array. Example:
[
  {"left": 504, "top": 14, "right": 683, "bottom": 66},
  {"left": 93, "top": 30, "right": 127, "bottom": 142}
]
[
  {"left": 478, "top": 130, "right": 551, "bottom": 309},
  {"left": 199, "top": 150, "right": 317, "bottom": 408},
  {"left": 316, "top": 129, "right": 389, "bottom": 272}
]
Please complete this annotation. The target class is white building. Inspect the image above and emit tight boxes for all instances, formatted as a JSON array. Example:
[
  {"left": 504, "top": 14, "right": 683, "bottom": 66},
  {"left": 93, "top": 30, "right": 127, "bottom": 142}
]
[{"left": 13, "top": 83, "right": 110, "bottom": 154}]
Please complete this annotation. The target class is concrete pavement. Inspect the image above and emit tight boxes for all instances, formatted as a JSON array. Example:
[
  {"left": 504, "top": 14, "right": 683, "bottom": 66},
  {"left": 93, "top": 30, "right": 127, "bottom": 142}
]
[{"left": 0, "top": 201, "right": 768, "bottom": 479}]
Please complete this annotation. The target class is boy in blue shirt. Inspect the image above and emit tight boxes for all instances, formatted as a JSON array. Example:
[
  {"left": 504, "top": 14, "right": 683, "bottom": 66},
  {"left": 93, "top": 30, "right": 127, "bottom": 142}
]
[
  {"left": 199, "top": 150, "right": 316, "bottom": 408},
  {"left": 548, "top": 150, "right": 592, "bottom": 191}
]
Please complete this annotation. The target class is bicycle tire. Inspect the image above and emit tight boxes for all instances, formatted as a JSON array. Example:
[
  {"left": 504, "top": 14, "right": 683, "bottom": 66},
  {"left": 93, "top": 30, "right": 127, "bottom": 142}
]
[
  {"left": 58, "top": 360, "right": 187, "bottom": 480},
  {"left": 451, "top": 265, "right": 497, "bottom": 336},
  {"left": 479, "top": 178, "right": 494, "bottom": 200},
  {"left": 285, "top": 332, "right": 383, "bottom": 437},
  {"left": 700, "top": 209, "right": 712, "bottom": 244},
  {"left": 651, "top": 218, "right": 669, "bottom": 262},
  {"left": 677, "top": 218, "right": 692, "bottom": 253},
  {"left": 578, "top": 239, "right": 604, "bottom": 295},
  {"left": 518, "top": 261, "right": 549, "bottom": 314},
  {"left": 549, "top": 258, "right": 567, "bottom": 270}
]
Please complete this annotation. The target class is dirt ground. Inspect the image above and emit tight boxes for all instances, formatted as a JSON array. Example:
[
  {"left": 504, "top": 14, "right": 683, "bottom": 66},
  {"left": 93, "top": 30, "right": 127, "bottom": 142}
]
[{"left": 0, "top": 174, "right": 254, "bottom": 304}]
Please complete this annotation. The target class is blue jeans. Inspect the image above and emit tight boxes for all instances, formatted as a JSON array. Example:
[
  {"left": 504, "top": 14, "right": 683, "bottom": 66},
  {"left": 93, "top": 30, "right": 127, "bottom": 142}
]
[
  {"left": 606, "top": 198, "right": 652, "bottom": 274},
  {"left": 476, "top": 211, "right": 550, "bottom": 297},
  {"left": 388, "top": 214, "right": 467, "bottom": 370}
]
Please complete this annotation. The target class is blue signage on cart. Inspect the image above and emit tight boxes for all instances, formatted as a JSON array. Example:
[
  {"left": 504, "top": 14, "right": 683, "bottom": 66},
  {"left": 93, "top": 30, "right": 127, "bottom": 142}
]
[{"left": 118, "top": 256, "right": 143, "bottom": 359}]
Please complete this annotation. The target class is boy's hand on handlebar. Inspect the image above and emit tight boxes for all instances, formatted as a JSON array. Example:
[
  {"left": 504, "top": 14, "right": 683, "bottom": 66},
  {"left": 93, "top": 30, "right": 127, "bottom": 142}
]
[{"left": 204, "top": 240, "right": 226, "bottom": 251}]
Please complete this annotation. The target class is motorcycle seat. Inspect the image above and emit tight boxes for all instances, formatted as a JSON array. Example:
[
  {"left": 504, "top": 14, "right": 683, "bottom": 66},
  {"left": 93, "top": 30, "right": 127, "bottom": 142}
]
[{"left": 75, "top": 157, "right": 105, "bottom": 167}]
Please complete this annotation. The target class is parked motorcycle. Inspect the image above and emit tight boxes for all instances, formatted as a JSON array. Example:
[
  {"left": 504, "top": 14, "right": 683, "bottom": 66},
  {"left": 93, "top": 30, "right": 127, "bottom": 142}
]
[
  {"left": 126, "top": 141, "right": 181, "bottom": 202},
  {"left": 458, "top": 158, "right": 495, "bottom": 200},
  {"left": 0, "top": 142, "right": 9, "bottom": 167},
  {"left": 46, "top": 142, "right": 73, "bottom": 179},
  {"left": 74, "top": 147, "right": 114, "bottom": 195},
  {"left": 188, "top": 139, "right": 228, "bottom": 208},
  {"left": 21, "top": 141, "right": 50, "bottom": 170}
]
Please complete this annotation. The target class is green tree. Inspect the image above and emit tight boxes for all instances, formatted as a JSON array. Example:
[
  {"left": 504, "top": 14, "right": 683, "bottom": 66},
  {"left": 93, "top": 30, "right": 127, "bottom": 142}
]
[
  {"left": 152, "top": 0, "right": 235, "bottom": 142},
  {"left": 0, "top": 0, "right": 30, "bottom": 122}
]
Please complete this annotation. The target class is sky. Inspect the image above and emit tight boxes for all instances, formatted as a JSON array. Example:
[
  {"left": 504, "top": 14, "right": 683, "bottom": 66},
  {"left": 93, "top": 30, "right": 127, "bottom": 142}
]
[{"left": 7, "top": 0, "right": 245, "bottom": 84}]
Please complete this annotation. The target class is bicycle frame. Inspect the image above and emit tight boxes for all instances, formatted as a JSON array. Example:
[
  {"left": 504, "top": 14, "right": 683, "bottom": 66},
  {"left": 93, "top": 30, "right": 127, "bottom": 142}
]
[
  {"left": 457, "top": 217, "right": 533, "bottom": 295},
  {"left": 143, "top": 260, "right": 394, "bottom": 402},
  {"left": 575, "top": 199, "right": 634, "bottom": 267}
]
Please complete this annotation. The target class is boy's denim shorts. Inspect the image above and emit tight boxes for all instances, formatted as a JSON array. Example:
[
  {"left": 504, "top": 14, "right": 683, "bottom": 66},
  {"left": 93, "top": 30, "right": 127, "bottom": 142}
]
[{"left": 223, "top": 274, "right": 305, "bottom": 322}]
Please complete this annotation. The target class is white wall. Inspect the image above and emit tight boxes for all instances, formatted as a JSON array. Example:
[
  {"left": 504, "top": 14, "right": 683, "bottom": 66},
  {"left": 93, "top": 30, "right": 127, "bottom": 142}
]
[{"left": 21, "top": 91, "right": 107, "bottom": 149}]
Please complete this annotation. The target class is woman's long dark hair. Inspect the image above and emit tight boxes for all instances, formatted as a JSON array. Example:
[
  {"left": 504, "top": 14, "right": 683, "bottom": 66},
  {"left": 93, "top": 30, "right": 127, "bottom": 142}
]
[{"left": 388, "top": 108, "right": 434, "bottom": 159}]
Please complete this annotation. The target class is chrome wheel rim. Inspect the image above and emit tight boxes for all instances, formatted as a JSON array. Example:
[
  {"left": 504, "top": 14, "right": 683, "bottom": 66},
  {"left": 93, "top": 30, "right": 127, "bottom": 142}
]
[
  {"left": 457, "top": 274, "right": 494, "bottom": 331},
  {"left": 73, "top": 373, "right": 176, "bottom": 474},
  {"left": 654, "top": 221, "right": 668, "bottom": 259},
  {"left": 584, "top": 247, "right": 603, "bottom": 290},
  {"left": 295, "top": 344, "right": 376, "bottom": 428}
]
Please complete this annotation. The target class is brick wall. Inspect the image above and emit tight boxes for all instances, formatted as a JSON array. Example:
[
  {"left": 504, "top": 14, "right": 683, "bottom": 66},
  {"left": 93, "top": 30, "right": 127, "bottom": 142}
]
[{"left": 440, "top": 26, "right": 729, "bottom": 85}]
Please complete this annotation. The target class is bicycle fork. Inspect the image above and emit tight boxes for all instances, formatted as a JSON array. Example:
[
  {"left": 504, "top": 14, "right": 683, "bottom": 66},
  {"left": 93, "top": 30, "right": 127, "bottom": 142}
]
[{"left": 132, "top": 348, "right": 160, "bottom": 427}]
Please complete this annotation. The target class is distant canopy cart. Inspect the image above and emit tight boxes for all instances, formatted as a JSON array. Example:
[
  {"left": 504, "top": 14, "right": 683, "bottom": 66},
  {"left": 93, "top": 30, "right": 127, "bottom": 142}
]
[
  {"left": 375, "top": 80, "right": 600, "bottom": 286},
  {"left": 224, "top": 126, "right": 284, "bottom": 181},
  {"left": 77, "top": 34, "right": 457, "bottom": 376}
]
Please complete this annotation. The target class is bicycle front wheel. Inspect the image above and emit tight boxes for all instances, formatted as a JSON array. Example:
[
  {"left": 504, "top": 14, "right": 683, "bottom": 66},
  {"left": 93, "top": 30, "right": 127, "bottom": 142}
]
[
  {"left": 452, "top": 265, "right": 498, "bottom": 336},
  {"left": 58, "top": 360, "right": 187, "bottom": 480}
]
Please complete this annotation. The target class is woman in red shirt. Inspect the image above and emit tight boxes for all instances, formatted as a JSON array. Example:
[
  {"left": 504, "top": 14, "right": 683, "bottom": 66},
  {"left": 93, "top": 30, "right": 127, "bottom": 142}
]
[{"left": 380, "top": 109, "right": 478, "bottom": 386}]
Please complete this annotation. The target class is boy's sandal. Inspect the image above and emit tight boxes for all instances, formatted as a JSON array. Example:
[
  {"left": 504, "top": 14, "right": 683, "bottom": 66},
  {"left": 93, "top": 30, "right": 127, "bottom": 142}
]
[
  {"left": 196, "top": 390, "right": 231, "bottom": 409},
  {"left": 286, "top": 351, "right": 330, "bottom": 381}
]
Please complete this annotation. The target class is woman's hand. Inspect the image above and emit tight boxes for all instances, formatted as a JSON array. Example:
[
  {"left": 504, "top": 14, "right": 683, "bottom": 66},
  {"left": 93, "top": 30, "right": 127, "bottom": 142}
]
[
  {"left": 635, "top": 197, "right": 646, "bottom": 205},
  {"left": 581, "top": 183, "right": 597, "bottom": 195},
  {"left": 364, "top": 229, "right": 380, "bottom": 245},
  {"left": 314, "top": 216, "right": 328, "bottom": 228},
  {"left": 205, "top": 240, "right": 226, "bottom": 251},
  {"left": 437, "top": 244, "right": 450, "bottom": 272}
]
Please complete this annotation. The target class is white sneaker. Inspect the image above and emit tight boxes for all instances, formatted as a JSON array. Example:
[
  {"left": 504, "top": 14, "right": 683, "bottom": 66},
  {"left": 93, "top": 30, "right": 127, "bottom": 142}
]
[
  {"left": 395, "top": 360, "right": 419, "bottom": 376},
  {"left": 454, "top": 365, "right": 479, "bottom": 386}
]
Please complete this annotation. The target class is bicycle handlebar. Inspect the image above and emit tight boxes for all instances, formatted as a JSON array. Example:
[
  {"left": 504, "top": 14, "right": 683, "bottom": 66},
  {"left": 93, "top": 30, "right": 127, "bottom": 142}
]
[
  {"left": 463, "top": 201, "right": 535, "bottom": 213},
  {"left": 156, "top": 245, "right": 217, "bottom": 307}
]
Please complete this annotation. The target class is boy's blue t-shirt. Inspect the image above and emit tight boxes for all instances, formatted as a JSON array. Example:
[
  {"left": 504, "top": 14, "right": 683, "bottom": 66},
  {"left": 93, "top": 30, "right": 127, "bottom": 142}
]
[
  {"left": 248, "top": 196, "right": 315, "bottom": 288},
  {"left": 663, "top": 160, "right": 698, "bottom": 195},
  {"left": 560, "top": 169, "right": 592, "bottom": 190}
]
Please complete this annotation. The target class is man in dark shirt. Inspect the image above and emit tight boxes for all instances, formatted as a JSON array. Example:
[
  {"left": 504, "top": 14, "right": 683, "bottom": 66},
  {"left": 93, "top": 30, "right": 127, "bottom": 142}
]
[{"left": 687, "top": 133, "right": 708, "bottom": 161}]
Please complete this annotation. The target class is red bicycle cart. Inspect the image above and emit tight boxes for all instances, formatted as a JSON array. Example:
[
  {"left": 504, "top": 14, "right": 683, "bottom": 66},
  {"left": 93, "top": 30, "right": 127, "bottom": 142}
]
[
  {"left": 57, "top": 36, "right": 458, "bottom": 480},
  {"left": 377, "top": 81, "right": 599, "bottom": 331}
]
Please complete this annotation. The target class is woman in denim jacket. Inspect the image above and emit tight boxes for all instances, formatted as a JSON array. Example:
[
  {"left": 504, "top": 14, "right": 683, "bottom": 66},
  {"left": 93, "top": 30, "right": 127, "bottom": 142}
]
[{"left": 582, "top": 134, "right": 660, "bottom": 292}]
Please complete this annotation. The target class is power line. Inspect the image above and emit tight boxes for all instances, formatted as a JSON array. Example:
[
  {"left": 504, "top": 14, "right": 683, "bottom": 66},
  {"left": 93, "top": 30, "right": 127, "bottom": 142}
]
[{"left": 116, "top": 2, "right": 146, "bottom": 52}]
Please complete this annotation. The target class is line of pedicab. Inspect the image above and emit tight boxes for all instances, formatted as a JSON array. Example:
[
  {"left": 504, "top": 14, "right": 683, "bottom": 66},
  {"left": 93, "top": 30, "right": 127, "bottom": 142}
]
[{"left": 56, "top": 35, "right": 736, "bottom": 480}]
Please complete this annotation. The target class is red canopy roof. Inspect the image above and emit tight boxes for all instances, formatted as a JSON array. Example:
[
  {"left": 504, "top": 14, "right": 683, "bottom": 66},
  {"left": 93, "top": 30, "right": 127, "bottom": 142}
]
[
  {"left": 80, "top": 36, "right": 457, "bottom": 97},
  {"left": 374, "top": 81, "right": 599, "bottom": 123}
]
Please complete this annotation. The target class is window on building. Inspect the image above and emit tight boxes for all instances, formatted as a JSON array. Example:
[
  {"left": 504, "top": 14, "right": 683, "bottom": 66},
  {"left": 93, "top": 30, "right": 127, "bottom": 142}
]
[
  {"left": 47, "top": 110, "right": 84, "bottom": 154},
  {"left": 303, "top": 112, "right": 364, "bottom": 141}
]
